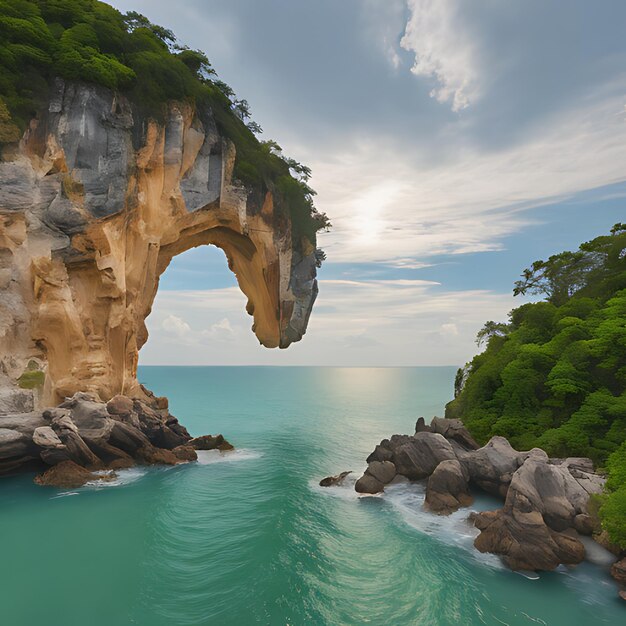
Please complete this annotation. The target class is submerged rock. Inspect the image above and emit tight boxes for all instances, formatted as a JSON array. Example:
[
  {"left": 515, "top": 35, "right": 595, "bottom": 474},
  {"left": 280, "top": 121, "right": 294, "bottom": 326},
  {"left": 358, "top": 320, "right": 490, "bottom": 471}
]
[{"left": 612, "top": 558, "right": 626, "bottom": 586}]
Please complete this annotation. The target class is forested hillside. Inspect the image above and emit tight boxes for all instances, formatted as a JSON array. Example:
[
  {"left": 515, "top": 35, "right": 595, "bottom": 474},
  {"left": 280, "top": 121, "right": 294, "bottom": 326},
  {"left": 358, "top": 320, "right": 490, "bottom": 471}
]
[
  {"left": 0, "top": 0, "right": 328, "bottom": 239},
  {"left": 447, "top": 224, "right": 626, "bottom": 546}
]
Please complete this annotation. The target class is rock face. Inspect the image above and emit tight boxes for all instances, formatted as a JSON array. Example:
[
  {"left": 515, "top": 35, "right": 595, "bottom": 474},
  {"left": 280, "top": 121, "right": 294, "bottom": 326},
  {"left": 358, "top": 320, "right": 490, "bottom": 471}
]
[
  {"left": 353, "top": 417, "right": 607, "bottom": 573},
  {"left": 470, "top": 449, "right": 597, "bottom": 570},
  {"left": 425, "top": 459, "right": 472, "bottom": 514},
  {"left": 0, "top": 79, "right": 319, "bottom": 410},
  {"left": 355, "top": 461, "right": 397, "bottom": 494},
  {"left": 0, "top": 390, "right": 219, "bottom": 480}
]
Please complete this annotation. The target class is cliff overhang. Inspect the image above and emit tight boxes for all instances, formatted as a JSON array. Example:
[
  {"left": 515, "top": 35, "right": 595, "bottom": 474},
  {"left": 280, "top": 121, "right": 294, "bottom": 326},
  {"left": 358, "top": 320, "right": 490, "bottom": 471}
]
[{"left": 0, "top": 79, "right": 319, "bottom": 409}]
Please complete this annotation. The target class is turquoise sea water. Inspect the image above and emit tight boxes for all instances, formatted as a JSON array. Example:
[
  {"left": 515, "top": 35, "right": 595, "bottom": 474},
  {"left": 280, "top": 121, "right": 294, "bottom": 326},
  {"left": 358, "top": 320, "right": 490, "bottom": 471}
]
[{"left": 0, "top": 366, "right": 622, "bottom": 626}]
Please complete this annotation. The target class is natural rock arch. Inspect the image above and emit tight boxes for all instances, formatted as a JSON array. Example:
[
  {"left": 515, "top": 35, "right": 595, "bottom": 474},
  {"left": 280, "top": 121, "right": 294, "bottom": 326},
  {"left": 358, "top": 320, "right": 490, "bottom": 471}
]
[{"left": 0, "top": 81, "right": 318, "bottom": 409}]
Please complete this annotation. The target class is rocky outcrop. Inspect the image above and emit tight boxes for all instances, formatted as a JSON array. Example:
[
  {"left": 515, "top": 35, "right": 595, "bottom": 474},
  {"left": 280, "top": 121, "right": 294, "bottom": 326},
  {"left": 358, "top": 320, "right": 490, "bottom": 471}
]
[
  {"left": 0, "top": 390, "right": 227, "bottom": 484},
  {"left": 0, "top": 79, "right": 319, "bottom": 411},
  {"left": 189, "top": 434, "right": 234, "bottom": 451},
  {"left": 470, "top": 449, "right": 596, "bottom": 570},
  {"left": 472, "top": 508, "right": 585, "bottom": 571},
  {"left": 347, "top": 417, "right": 607, "bottom": 574},
  {"left": 319, "top": 471, "right": 352, "bottom": 487},
  {"left": 612, "top": 558, "right": 626, "bottom": 601},
  {"left": 458, "top": 436, "right": 528, "bottom": 498},
  {"left": 355, "top": 461, "right": 397, "bottom": 494},
  {"left": 425, "top": 459, "right": 472, "bottom": 514},
  {"left": 34, "top": 460, "right": 115, "bottom": 489}
]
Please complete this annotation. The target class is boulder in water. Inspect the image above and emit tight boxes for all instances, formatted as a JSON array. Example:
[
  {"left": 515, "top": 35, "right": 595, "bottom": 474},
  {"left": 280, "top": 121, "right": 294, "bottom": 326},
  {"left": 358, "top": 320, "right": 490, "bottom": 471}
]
[
  {"left": 190, "top": 434, "right": 234, "bottom": 451},
  {"left": 425, "top": 459, "right": 473, "bottom": 514},
  {"left": 319, "top": 471, "right": 352, "bottom": 487},
  {"left": 34, "top": 460, "right": 115, "bottom": 489},
  {"left": 355, "top": 473, "right": 384, "bottom": 494},
  {"left": 366, "top": 461, "right": 396, "bottom": 485},
  {"left": 172, "top": 445, "right": 198, "bottom": 462}
]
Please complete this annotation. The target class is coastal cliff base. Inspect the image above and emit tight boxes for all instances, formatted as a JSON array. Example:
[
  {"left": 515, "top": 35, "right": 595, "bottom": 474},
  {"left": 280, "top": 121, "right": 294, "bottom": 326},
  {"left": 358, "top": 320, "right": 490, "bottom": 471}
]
[
  {"left": 0, "top": 388, "right": 233, "bottom": 487},
  {"left": 323, "top": 417, "right": 626, "bottom": 601}
]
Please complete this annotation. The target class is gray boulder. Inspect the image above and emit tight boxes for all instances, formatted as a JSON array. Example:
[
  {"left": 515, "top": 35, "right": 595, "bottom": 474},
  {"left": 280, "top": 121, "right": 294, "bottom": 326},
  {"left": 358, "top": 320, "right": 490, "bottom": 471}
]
[
  {"left": 504, "top": 449, "right": 603, "bottom": 532},
  {"left": 394, "top": 432, "right": 457, "bottom": 479},
  {"left": 430, "top": 417, "right": 480, "bottom": 451},
  {"left": 366, "top": 461, "right": 396, "bottom": 485},
  {"left": 32, "top": 426, "right": 63, "bottom": 449},
  {"left": 366, "top": 444, "right": 394, "bottom": 464},
  {"left": 0, "top": 428, "right": 33, "bottom": 459},
  {"left": 355, "top": 473, "right": 384, "bottom": 494},
  {"left": 461, "top": 436, "right": 527, "bottom": 497},
  {"left": 425, "top": 459, "right": 473, "bottom": 514}
]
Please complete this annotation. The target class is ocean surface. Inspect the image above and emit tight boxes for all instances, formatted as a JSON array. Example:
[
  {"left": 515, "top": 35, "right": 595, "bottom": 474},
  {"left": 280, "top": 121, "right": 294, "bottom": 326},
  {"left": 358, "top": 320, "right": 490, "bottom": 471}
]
[{"left": 0, "top": 366, "right": 622, "bottom": 626}]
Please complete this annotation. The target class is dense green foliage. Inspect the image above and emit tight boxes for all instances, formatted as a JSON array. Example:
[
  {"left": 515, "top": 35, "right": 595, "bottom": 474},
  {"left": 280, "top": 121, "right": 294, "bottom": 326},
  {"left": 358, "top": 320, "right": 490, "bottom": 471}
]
[
  {"left": 446, "top": 225, "right": 626, "bottom": 546},
  {"left": 0, "top": 0, "right": 329, "bottom": 240}
]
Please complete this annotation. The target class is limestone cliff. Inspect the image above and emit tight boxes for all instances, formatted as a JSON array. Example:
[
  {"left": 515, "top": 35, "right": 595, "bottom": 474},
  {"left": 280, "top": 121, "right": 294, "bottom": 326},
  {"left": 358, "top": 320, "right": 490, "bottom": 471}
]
[{"left": 0, "top": 79, "right": 319, "bottom": 410}]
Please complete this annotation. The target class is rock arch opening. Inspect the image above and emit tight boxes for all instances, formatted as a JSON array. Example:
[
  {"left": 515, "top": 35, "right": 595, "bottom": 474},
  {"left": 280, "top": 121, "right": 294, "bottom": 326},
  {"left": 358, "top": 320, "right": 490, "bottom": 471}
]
[{"left": 0, "top": 82, "right": 319, "bottom": 411}]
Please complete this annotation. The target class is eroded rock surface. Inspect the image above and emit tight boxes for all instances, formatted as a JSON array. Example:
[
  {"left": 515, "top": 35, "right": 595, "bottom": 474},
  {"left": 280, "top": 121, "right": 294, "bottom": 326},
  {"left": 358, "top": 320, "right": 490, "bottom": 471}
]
[
  {"left": 0, "top": 79, "right": 319, "bottom": 411},
  {"left": 348, "top": 417, "right": 609, "bottom": 574},
  {"left": 425, "top": 459, "right": 472, "bottom": 514},
  {"left": 0, "top": 391, "right": 225, "bottom": 482}
]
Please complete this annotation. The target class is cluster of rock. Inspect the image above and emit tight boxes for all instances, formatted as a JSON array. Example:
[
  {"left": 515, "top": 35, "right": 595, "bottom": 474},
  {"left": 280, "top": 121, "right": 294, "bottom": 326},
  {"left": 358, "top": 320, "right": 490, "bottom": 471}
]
[
  {"left": 0, "top": 389, "right": 233, "bottom": 488},
  {"left": 322, "top": 417, "right": 626, "bottom": 596}
]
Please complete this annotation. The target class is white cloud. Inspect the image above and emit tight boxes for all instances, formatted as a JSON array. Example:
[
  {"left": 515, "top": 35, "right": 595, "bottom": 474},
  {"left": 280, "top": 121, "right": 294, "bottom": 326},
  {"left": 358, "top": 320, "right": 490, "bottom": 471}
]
[
  {"left": 440, "top": 323, "right": 459, "bottom": 337},
  {"left": 309, "top": 89, "right": 626, "bottom": 264},
  {"left": 140, "top": 281, "right": 520, "bottom": 367},
  {"left": 161, "top": 315, "right": 191, "bottom": 337},
  {"left": 400, "top": 0, "right": 480, "bottom": 111},
  {"left": 201, "top": 318, "right": 236, "bottom": 341}
]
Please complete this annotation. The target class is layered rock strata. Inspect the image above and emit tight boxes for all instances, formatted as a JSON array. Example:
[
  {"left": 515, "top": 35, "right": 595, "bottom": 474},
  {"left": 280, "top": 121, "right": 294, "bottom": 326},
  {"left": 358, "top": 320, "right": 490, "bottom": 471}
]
[
  {"left": 0, "top": 79, "right": 319, "bottom": 413},
  {"left": 0, "top": 390, "right": 232, "bottom": 487}
]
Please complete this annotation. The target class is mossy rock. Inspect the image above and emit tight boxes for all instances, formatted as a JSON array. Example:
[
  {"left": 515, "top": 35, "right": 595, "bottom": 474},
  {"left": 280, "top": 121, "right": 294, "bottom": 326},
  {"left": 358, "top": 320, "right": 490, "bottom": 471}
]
[{"left": 18, "top": 370, "right": 45, "bottom": 390}]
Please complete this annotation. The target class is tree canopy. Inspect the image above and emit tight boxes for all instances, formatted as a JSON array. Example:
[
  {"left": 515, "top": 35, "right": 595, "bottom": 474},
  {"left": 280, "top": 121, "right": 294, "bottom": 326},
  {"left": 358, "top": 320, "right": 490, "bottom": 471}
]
[
  {"left": 446, "top": 225, "right": 626, "bottom": 547},
  {"left": 0, "top": 0, "right": 329, "bottom": 241}
]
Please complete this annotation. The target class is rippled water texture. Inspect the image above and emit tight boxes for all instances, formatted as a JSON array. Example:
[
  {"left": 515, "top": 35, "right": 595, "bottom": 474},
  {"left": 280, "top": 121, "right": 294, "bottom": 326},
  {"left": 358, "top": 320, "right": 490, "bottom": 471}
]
[{"left": 0, "top": 367, "right": 622, "bottom": 625}]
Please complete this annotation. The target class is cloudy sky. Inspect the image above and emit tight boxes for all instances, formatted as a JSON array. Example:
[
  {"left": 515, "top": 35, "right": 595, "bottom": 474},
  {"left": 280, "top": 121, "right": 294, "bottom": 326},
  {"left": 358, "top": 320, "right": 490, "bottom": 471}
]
[{"left": 111, "top": 0, "right": 626, "bottom": 366}]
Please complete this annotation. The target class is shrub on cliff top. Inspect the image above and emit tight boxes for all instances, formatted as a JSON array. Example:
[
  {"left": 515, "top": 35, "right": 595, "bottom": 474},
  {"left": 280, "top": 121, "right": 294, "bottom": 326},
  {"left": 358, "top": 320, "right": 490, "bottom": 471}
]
[{"left": 0, "top": 0, "right": 328, "bottom": 241}]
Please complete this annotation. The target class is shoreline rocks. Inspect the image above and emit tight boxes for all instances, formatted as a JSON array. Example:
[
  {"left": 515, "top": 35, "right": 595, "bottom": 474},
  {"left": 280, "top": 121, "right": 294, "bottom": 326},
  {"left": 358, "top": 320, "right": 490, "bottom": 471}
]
[
  {"left": 325, "top": 416, "right": 618, "bottom": 588},
  {"left": 0, "top": 391, "right": 233, "bottom": 487},
  {"left": 319, "top": 471, "right": 352, "bottom": 487}
]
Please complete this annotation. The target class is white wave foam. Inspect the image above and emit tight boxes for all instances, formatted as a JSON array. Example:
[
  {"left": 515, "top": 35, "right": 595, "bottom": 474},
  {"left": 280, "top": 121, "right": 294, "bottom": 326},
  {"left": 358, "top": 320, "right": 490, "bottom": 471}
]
[
  {"left": 383, "top": 482, "right": 506, "bottom": 570},
  {"left": 195, "top": 448, "right": 262, "bottom": 465},
  {"left": 579, "top": 536, "right": 617, "bottom": 568},
  {"left": 83, "top": 467, "right": 148, "bottom": 489}
]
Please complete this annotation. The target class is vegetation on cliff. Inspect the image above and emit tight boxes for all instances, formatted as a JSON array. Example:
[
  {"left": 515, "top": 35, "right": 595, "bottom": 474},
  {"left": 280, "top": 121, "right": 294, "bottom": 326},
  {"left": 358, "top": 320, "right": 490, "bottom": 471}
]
[
  {"left": 0, "top": 0, "right": 329, "bottom": 239},
  {"left": 446, "top": 224, "right": 626, "bottom": 547}
]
